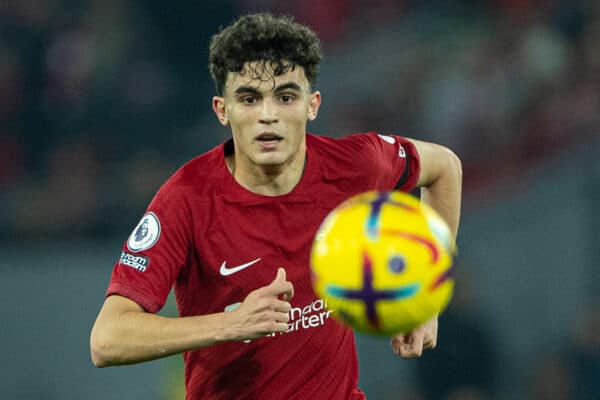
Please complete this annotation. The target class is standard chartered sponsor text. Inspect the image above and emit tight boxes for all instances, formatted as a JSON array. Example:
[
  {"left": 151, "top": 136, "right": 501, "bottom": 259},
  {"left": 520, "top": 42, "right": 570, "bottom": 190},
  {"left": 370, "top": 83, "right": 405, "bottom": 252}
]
[
  {"left": 286, "top": 298, "right": 333, "bottom": 333},
  {"left": 226, "top": 298, "right": 333, "bottom": 341}
]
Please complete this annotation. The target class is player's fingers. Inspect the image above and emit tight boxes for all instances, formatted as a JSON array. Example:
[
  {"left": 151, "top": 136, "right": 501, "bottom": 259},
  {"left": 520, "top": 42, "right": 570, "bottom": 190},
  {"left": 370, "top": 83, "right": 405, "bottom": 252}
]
[
  {"left": 280, "top": 282, "right": 294, "bottom": 301},
  {"left": 262, "top": 321, "right": 289, "bottom": 334},
  {"left": 391, "top": 333, "right": 424, "bottom": 358},
  {"left": 273, "top": 299, "right": 292, "bottom": 313},
  {"left": 274, "top": 267, "right": 286, "bottom": 283},
  {"left": 281, "top": 288, "right": 293, "bottom": 302},
  {"left": 265, "top": 267, "right": 294, "bottom": 299},
  {"left": 278, "top": 267, "right": 294, "bottom": 300},
  {"left": 391, "top": 335, "right": 410, "bottom": 356},
  {"left": 275, "top": 321, "right": 289, "bottom": 331},
  {"left": 405, "top": 332, "right": 425, "bottom": 358},
  {"left": 391, "top": 335, "right": 403, "bottom": 355},
  {"left": 423, "top": 332, "right": 437, "bottom": 349},
  {"left": 272, "top": 309, "right": 290, "bottom": 323},
  {"left": 419, "top": 318, "right": 438, "bottom": 350}
]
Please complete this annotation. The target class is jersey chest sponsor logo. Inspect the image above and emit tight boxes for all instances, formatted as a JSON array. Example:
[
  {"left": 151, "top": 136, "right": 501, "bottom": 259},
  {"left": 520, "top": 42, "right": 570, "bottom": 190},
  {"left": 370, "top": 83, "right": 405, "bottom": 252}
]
[
  {"left": 219, "top": 258, "right": 262, "bottom": 276},
  {"left": 127, "top": 212, "right": 161, "bottom": 252},
  {"left": 224, "top": 299, "right": 333, "bottom": 343},
  {"left": 286, "top": 298, "right": 333, "bottom": 333}
]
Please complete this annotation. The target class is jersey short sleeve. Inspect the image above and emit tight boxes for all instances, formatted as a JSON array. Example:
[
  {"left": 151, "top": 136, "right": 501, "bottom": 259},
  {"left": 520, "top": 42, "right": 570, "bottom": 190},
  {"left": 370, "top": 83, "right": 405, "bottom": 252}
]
[
  {"left": 346, "top": 132, "right": 420, "bottom": 192},
  {"left": 106, "top": 182, "right": 192, "bottom": 313}
]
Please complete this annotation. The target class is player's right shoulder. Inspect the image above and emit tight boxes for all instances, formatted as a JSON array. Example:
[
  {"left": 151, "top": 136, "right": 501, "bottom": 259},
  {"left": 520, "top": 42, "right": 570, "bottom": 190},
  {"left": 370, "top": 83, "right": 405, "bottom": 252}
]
[
  {"left": 146, "top": 143, "right": 224, "bottom": 225},
  {"left": 161, "top": 143, "right": 225, "bottom": 192}
]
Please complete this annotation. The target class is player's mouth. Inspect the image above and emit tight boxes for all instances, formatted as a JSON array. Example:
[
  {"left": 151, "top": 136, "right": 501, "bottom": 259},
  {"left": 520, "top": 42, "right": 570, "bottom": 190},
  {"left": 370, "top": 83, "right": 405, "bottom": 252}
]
[{"left": 255, "top": 133, "right": 283, "bottom": 150}]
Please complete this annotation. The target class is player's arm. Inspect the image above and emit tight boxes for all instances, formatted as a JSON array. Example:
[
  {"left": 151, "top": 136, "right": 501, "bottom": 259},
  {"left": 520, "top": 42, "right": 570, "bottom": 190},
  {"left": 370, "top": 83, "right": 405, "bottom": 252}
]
[
  {"left": 392, "top": 139, "right": 462, "bottom": 358},
  {"left": 409, "top": 139, "right": 462, "bottom": 238},
  {"left": 90, "top": 268, "right": 293, "bottom": 367}
]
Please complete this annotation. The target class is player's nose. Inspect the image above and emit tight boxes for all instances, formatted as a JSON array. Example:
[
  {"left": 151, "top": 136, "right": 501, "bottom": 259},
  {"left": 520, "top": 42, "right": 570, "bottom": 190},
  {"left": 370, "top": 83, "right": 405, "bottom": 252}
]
[{"left": 258, "top": 98, "right": 278, "bottom": 124}]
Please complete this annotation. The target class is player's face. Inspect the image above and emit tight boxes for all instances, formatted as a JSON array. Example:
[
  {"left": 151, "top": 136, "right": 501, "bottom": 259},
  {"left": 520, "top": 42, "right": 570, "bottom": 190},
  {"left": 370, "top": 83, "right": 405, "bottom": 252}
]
[{"left": 212, "top": 62, "right": 321, "bottom": 169}]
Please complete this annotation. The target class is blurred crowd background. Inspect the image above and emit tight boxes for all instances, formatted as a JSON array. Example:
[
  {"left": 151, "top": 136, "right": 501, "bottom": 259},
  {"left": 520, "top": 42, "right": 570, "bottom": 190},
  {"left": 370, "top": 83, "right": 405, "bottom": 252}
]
[{"left": 1, "top": 1, "right": 598, "bottom": 399}]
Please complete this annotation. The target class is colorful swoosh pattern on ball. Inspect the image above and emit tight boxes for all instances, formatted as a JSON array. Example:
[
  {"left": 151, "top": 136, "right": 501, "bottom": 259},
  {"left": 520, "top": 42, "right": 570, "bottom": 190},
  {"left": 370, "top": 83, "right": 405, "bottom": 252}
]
[
  {"left": 326, "top": 251, "right": 419, "bottom": 329},
  {"left": 378, "top": 229, "right": 440, "bottom": 263},
  {"left": 366, "top": 193, "right": 419, "bottom": 240},
  {"left": 429, "top": 263, "right": 455, "bottom": 292}
]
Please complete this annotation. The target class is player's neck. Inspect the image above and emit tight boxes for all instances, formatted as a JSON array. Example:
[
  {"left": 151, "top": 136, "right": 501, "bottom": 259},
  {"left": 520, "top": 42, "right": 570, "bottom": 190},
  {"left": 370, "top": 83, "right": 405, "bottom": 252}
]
[{"left": 226, "top": 151, "right": 306, "bottom": 196}]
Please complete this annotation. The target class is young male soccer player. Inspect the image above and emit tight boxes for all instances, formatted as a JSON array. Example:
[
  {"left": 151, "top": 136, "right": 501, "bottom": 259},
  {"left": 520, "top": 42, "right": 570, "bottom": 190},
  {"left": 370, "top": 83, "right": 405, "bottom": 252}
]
[{"left": 90, "top": 13, "right": 462, "bottom": 399}]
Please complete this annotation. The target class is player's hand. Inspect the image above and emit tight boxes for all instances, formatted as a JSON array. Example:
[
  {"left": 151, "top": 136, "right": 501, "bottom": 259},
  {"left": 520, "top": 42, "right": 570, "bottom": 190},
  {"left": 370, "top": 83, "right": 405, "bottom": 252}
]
[
  {"left": 226, "top": 267, "right": 294, "bottom": 341},
  {"left": 390, "top": 316, "right": 438, "bottom": 358}
]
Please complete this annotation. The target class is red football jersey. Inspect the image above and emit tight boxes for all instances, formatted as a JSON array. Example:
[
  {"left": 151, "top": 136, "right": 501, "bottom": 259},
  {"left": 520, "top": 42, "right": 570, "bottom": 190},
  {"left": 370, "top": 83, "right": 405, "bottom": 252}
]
[{"left": 107, "top": 132, "right": 420, "bottom": 399}]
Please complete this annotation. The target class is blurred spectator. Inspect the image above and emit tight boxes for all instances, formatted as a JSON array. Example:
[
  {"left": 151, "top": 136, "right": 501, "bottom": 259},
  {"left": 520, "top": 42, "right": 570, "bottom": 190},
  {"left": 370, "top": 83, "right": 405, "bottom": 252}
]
[
  {"left": 412, "top": 269, "right": 497, "bottom": 400},
  {"left": 1, "top": 1, "right": 599, "bottom": 242},
  {"left": 0, "top": 45, "right": 25, "bottom": 187},
  {"left": 0, "top": 2, "right": 598, "bottom": 400},
  {"left": 6, "top": 140, "right": 99, "bottom": 236},
  {"left": 234, "top": 0, "right": 353, "bottom": 43},
  {"left": 568, "top": 306, "right": 600, "bottom": 400},
  {"left": 528, "top": 306, "right": 600, "bottom": 400},
  {"left": 445, "top": 387, "right": 490, "bottom": 400},
  {"left": 529, "top": 353, "right": 574, "bottom": 400}
]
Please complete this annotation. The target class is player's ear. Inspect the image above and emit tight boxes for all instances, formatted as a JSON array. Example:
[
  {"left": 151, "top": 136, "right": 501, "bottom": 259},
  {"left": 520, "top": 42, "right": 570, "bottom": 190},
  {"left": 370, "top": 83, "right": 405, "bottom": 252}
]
[
  {"left": 307, "top": 90, "right": 321, "bottom": 121},
  {"left": 212, "top": 96, "right": 229, "bottom": 126}
]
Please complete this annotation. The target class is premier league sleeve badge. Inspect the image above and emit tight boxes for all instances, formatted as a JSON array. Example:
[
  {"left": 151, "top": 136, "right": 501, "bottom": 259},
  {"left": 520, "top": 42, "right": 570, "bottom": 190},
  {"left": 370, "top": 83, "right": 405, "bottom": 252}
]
[{"left": 127, "top": 212, "right": 161, "bottom": 252}]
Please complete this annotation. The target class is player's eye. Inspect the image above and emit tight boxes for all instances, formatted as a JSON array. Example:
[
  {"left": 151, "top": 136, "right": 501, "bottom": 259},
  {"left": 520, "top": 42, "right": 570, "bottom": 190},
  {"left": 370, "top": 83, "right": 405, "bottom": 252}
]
[
  {"left": 278, "top": 94, "right": 295, "bottom": 103},
  {"left": 240, "top": 95, "right": 257, "bottom": 105}
]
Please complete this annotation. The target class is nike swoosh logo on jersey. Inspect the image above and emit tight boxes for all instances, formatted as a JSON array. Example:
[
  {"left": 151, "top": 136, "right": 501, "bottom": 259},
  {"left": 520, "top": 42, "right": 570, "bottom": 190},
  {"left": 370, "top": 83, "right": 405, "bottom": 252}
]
[{"left": 219, "top": 258, "right": 262, "bottom": 276}]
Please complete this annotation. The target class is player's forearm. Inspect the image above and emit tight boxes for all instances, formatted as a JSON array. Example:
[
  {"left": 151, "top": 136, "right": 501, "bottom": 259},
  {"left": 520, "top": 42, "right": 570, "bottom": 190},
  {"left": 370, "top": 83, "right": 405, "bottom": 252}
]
[
  {"left": 91, "top": 306, "right": 232, "bottom": 367},
  {"left": 91, "top": 272, "right": 293, "bottom": 367},
  {"left": 419, "top": 147, "right": 462, "bottom": 240}
]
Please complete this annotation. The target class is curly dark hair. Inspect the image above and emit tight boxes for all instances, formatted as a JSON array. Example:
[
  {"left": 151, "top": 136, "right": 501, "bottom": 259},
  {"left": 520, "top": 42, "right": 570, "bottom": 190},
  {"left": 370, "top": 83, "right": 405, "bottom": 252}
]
[{"left": 209, "top": 13, "right": 323, "bottom": 95}]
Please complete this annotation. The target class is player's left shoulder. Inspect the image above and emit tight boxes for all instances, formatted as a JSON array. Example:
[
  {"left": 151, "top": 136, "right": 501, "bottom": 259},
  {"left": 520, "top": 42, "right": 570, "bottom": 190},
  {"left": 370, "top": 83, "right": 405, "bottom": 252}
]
[
  {"left": 340, "top": 131, "right": 413, "bottom": 151},
  {"left": 308, "top": 131, "right": 418, "bottom": 168},
  {"left": 308, "top": 131, "right": 395, "bottom": 152}
]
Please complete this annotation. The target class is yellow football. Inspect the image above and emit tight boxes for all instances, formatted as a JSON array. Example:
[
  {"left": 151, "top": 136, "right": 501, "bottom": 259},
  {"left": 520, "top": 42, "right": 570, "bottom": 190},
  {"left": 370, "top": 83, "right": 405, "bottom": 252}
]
[{"left": 310, "top": 191, "right": 455, "bottom": 335}]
